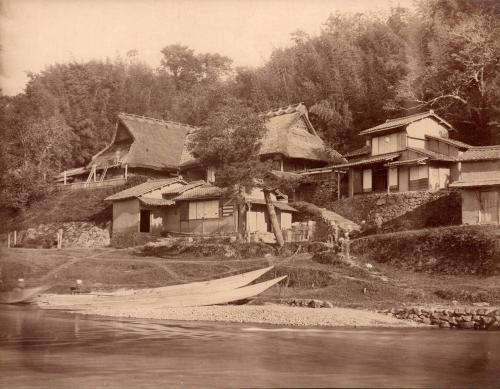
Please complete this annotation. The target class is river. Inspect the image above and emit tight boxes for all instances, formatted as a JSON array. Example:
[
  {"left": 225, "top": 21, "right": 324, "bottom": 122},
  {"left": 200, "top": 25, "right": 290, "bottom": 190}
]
[{"left": 0, "top": 305, "right": 498, "bottom": 388}]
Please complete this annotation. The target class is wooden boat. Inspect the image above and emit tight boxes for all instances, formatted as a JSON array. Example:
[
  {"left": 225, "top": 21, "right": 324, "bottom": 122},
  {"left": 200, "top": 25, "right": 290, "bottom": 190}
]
[
  {"left": 41, "top": 276, "right": 287, "bottom": 310},
  {"left": 0, "top": 285, "right": 52, "bottom": 304},
  {"left": 39, "top": 266, "right": 276, "bottom": 307},
  {"left": 108, "top": 265, "right": 275, "bottom": 297}
]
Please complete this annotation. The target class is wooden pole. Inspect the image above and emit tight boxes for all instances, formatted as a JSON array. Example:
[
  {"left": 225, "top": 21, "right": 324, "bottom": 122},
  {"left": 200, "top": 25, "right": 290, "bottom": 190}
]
[
  {"left": 337, "top": 171, "right": 341, "bottom": 200},
  {"left": 57, "top": 229, "right": 63, "bottom": 249},
  {"left": 124, "top": 164, "right": 128, "bottom": 180},
  {"left": 387, "top": 167, "right": 391, "bottom": 194},
  {"left": 13, "top": 230, "right": 17, "bottom": 246},
  {"left": 7, "top": 233, "right": 11, "bottom": 249}
]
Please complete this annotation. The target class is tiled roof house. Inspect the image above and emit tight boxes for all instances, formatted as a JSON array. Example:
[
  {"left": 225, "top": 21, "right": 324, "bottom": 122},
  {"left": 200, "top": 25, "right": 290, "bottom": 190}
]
[{"left": 336, "top": 110, "right": 473, "bottom": 197}]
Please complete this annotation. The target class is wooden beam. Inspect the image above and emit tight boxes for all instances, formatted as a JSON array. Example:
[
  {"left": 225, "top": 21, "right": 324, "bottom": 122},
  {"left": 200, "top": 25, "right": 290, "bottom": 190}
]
[{"left": 337, "top": 172, "right": 341, "bottom": 200}]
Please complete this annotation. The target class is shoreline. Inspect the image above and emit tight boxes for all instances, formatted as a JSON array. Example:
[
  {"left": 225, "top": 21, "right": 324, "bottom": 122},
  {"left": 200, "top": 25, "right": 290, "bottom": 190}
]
[{"left": 51, "top": 303, "right": 424, "bottom": 328}]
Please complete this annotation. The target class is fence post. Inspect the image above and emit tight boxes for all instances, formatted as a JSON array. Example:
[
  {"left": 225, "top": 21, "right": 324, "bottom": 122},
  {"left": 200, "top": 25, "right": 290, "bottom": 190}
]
[
  {"left": 57, "top": 229, "right": 63, "bottom": 249},
  {"left": 7, "top": 232, "right": 11, "bottom": 249},
  {"left": 13, "top": 230, "right": 17, "bottom": 246}
]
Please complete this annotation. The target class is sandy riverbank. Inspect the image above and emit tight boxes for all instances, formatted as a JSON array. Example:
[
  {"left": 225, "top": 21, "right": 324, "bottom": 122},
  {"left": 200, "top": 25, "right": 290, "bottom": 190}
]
[{"left": 50, "top": 302, "right": 422, "bottom": 328}]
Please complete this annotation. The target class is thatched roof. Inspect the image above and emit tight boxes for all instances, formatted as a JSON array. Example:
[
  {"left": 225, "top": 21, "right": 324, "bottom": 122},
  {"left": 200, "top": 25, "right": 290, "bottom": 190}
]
[
  {"left": 90, "top": 113, "right": 198, "bottom": 171},
  {"left": 89, "top": 104, "right": 335, "bottom": 174},
  {"left": 260, "top": 103, "right": 330, "bottom": 162}
]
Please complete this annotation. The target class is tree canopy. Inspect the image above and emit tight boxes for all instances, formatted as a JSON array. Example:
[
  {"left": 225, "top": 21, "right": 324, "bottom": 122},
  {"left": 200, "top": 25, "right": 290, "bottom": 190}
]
[{"left": 1, "top": 0, "right": 500, "bottom": 210}]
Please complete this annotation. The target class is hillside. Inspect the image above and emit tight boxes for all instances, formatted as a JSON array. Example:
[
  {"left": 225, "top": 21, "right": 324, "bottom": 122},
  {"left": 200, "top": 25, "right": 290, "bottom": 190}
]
[{"left": 1, "top": 177, "right": 148, "bottom": 233}]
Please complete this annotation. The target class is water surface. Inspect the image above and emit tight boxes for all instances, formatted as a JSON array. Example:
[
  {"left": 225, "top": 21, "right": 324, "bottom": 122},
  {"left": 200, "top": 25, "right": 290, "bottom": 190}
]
[{"left": 0, "top": 306, "right": 498, "bottom": 388}]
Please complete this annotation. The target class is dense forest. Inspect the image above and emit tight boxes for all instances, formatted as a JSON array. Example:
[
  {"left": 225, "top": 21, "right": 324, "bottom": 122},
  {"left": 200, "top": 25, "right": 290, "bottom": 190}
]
[{"left": 1, "top": 0, "right": 499, "bottom": 211}]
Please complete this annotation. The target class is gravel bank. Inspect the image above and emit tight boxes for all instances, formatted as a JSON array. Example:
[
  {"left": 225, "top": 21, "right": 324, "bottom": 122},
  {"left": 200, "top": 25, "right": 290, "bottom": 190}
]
[{"left": 75, "top": 304, "right": 421, "bottom": 327}]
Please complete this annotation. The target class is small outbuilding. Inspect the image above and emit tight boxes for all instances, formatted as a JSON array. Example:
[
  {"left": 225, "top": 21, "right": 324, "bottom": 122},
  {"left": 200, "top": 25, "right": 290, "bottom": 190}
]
[
  {"left": 105, "top": 179, "right": 297, "bottom": 238},
  {"left": 450, "top": 145, "right": 500, "bottom": 224}
]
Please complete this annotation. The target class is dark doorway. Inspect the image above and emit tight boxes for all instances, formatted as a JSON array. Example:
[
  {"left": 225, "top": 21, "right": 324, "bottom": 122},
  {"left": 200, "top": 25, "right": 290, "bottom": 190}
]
[
  {"left": 140, "top": 210, "right": 151, "bottom": 233},
  {"left": 372, "top": 167, "right": 388, "bottom": 192}
]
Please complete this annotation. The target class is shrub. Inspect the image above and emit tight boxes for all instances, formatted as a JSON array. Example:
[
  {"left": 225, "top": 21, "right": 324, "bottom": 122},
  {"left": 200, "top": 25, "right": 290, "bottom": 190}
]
[
  {"left": 351, "top": 225, "right": 500, "bottom": 275},
  {"left": 111, "top": 232, "right": 158, "bottom": 248}
]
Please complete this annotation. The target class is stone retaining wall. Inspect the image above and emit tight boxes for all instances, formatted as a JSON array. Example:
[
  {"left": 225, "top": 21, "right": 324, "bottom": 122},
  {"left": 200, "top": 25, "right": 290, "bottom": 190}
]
[
  {"left": 16, "top": 222, "right": 110, "bottom": 248},
  {"left": 330, "top": 191, "right": 461, "bottom": 234},
  {"left": 382, "top": 307, "right": 500, "bottom": 330}
]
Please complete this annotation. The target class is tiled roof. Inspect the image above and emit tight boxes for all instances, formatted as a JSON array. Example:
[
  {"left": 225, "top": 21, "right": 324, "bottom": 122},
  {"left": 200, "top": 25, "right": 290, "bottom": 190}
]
[
  {"left": 246, "top": 198, "right": 297, "bottom": 212},
  {"left": 344, "top": 145, "right": 371, "bottom": 159},
  {"left": 161, "top": 180, "right": 205, "bottom": 195},
  {"left": 105, "top": 178, "right": 184, "bottom": 201},
  {"left": 139, "top": 198, "right": 175, "bottom": 207},
  {"left": 332, "top": 153, "right": 400, "bottom": 169},
  {"left": 458, "top": 145, "right": 500, "bottom": 161},
  {"left": 425, "top": 135, "right": 471, "bottom": 150},
  {"left": 172, "top": 185, "right": 223, "bottom": 201},
  {"left": 449, "top": 178, "right": 500, "bottom": 188},
  {"left": 91, "top": 113, "right": 198, "bottom": 170},
  {"left": 406, "top": 147, "right": 456, "bottom": 162},
  {"left": 260, "top": 103, "right": 334, "bottom": 163},
  {"left": 359, "top": 110, "right": 453, "bottom": 136}
]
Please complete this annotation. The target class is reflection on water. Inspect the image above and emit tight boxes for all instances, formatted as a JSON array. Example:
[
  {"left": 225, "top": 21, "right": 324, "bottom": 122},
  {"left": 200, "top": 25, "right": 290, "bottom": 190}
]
[{"left": 0, "top": 305, "right": 499, "bottom": 388}]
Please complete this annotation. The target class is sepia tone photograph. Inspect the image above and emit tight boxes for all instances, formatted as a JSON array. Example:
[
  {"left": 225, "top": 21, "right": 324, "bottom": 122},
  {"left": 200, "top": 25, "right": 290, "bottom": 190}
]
[{"left": 0, "top": 0, "right": 499, "bottom": 387}]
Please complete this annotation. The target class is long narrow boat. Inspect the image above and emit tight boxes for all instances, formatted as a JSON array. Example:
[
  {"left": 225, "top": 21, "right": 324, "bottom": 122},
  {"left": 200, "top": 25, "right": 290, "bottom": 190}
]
[
  {"left": 41, "top": 276, "right": 287, "bottom": 310},
  {"left": 38, "top": 266, "right": 276, "bottom": 307}
]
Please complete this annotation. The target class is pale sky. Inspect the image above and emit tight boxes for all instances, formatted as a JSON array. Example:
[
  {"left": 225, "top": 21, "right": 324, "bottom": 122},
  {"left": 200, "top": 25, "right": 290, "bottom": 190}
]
[{"left": 0, "top": 0, "right": 414, "bottom": 96}]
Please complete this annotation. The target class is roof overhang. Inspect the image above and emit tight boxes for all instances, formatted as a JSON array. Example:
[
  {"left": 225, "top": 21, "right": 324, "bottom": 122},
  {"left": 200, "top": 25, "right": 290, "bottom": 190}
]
[
  {"left": 331, "top": 153, "right": 400, "bottom": 169},
  {"left": 424, "top": 135, "right": 470, "bottom": 150},
  {"left": 385, "top": 158, "right": 428, "bottom": 167},
  {"left": 449, "top": 179, "right": 500, "bottom": 189},
  {"left": 139, "top": 197, "right": 175, "bottom": 207}
]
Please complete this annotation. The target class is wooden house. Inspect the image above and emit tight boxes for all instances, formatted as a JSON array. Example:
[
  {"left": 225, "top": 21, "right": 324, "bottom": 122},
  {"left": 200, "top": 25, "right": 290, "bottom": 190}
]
[
  {"left": 56, "top": 113, "right": 200, "bottom": 189},
  {"left": 105, "top": 179, "right": 296, "bottom": 238},
  {"left": 179, "top": 103, "right": 342, "bottom": 178},
  {"left": 449, "top": 146, "right": 500, "bottom": 224},
  {"left": 337, "top": 111, "right": 472, "bottom": 197},
  {"left": 57, "top": 103, "right": 339, "bottom": 191}
]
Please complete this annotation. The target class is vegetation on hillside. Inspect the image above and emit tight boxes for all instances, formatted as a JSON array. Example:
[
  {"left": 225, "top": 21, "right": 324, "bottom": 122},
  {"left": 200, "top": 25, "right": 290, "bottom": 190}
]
[
  {"left": 351, "top": 225, "right": 500, "bottom": 275},
  {"left": 1, "top": 0, "right": 500, "bottom": 214}
]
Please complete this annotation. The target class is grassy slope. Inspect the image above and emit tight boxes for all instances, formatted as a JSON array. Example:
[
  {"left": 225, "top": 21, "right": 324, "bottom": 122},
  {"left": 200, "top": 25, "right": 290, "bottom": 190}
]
[
  {"left": 2, "top": 176, "right": 149, "bottom": 233},
  {"left": 2, "top": 246, "right": 499, "bottom": 309}
]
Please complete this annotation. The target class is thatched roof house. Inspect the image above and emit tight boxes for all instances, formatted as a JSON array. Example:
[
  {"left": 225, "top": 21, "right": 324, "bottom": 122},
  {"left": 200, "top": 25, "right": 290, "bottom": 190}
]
[
  {"left": 57, "top": 103, "right": 338, "bottom": 188},
  {"left": 91, "top": 113, "right": 196, "bottom": 172}
]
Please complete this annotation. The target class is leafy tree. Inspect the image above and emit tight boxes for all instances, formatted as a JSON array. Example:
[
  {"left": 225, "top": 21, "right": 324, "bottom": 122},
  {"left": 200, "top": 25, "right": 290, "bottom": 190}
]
[
  {"left": 396, "top": 0, "right": 500, "bottom": 144},
  {"left": 188, "top": 101, "right": 285, "bottom": 245}
]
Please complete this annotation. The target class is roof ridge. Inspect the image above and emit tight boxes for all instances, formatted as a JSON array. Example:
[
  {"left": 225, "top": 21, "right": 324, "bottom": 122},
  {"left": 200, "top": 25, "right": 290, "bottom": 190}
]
[
  {"left": 118, "top": 112, "right": 198, "bottom": 129},
  {"left": 265, "top": 102, "right": 305, "bottom": 118},
  {"left": 385, "top": 110, "right": 433, "bottom": 123}
]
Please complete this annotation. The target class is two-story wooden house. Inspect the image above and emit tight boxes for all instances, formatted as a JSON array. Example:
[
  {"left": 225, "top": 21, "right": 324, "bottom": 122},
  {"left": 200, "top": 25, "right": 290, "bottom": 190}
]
[{"left": 337, "top": 111, "right": 472, "bottom": 197}]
